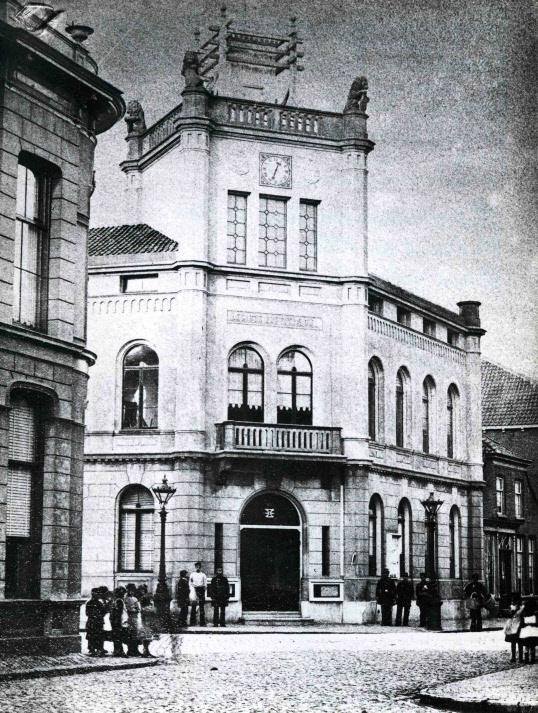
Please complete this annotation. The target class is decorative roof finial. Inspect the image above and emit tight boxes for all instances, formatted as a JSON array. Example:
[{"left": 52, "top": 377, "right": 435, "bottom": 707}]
[
  {"left": 220, "top": 4, "right": 227, "bottom": 20},
  {"left": 194, "top": 27, "right": 200, "bottom": 48}
]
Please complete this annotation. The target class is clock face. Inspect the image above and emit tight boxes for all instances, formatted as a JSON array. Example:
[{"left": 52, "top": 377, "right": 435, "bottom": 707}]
[{"left": 259, "top": 153, "right": 292, "bottom": 189}]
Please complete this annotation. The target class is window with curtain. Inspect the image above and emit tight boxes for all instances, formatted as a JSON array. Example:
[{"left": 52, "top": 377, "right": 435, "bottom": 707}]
[
  {"left": 227, "top": 346, "right": 264, "bottom": 422},
  {"left": 6, "top": 391, "right": 45, "bottom": 599},
  {"left": 447, "top": 384, "right": 459, "bottom": 459},
  {"left": 118, "top": 486, "right": 154, "bottom": 572},
  {"left": 121, "top": 345, "right": 159, "bottom": 429},
  {"left": 515, "top": 480, "right": 523, "bottom": 519},
  {"left": 449, "top": 506, "right": 462, "bottom": 578},
  {"left": 277, "top": 350, "right": 312, "bottom": 425},
  {"left": 516, "top": 536, "right": 524, "bottom": 593},
  {"left": 13, "top": 160, "right": 51, "bottom": 329},
  {"left": 368, "top": 495, "right": 384, "bottom": 576},
  {"left": 398, "top": 499, "right": 412, "bottom": 577},
  {"left": 496, "top": 476, "right": 505, "bottom": 515},
  {"left": 528, "top": 538, "right": 536, "bottom": 595}
]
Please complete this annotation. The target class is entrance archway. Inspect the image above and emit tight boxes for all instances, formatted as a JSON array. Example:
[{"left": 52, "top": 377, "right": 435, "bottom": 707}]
[{"left": 240, "top": 492, "right": 301, "bottom": 611}]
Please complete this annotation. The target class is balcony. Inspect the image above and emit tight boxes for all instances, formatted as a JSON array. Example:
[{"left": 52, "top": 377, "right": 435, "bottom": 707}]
[{"left": 216, "top": 422, "right": 343, "bottom": 457}]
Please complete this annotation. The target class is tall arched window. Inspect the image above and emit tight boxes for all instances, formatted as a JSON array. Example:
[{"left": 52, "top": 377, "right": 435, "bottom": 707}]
[
  {"left": 368, "top": 494, "right": 384, "bottom": 576},
  {"left": 447, "top": 384, "right": 459, "bottom": 459},
  {"left": 368, "top": 358, "right": 384, "bottom": 442},
  {"left": 277, "top": 350, "right": 312, "bottom": 425},
  {"left": 395, "top": 368, "right": 410, "bottom": 448},
  {"left": 122, "top": 345, "right": 159, "bottom": 429},
  {"left": 118, "top": 486, "right": 154, "bottom": 572},
  {"left": 422, "top": 376, "right": 436, "bottom": 454},
  {"left": 449, "top": 505, "right": 462, "bottom": 578},
  {"left": 228, "top": 346, "right": 264, "bottom": 422},
  {"left": 398, "top": 498, "right": 413, "bottom": 577}
]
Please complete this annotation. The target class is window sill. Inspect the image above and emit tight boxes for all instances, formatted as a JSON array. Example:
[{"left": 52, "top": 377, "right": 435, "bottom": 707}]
[{"left": 118, "top": 429, "right": 160, "bottom": 435}]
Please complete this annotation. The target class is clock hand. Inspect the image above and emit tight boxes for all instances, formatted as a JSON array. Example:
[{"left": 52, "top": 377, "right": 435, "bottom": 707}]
[{"left": 271, "top": 164, "right": 279, "bottom": 179}]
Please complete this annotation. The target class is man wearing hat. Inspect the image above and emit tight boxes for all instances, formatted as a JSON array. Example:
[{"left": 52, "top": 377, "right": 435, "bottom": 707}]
[
  {"left": 395, "top": 572, "right": 414, "bottom": 626},
  {"left": 376, "top": 568, "right": 397, "bottom": 626},
  {"left": 175, "top": 570, "right": 190, "bottom": 628}
]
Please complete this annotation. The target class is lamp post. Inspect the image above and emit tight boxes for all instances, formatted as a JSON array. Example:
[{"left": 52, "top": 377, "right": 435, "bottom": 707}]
[
  {"left": 151, "top": 475, "right": 176, "bottom": 629},
  {"left": 421, "top": 491, "right": 443, "bottom": 630}
]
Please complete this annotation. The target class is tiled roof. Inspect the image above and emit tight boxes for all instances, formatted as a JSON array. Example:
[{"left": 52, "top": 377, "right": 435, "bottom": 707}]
[
  {"left": 482, "top": 360, "right": 538, "bottom": 427},
  {"left": 88, "top": 224, "right": 178, "bottom": 256},
  {"left": 368, "top": 273, "right": 465, "bottom": 326},
  {"left": 482, "top": 435, "right": 528, "bottom": 461}
]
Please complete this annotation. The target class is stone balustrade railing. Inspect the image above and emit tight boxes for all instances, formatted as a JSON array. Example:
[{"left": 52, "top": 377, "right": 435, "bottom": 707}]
[
  {"left": 142, "top": 105, "right": 183, "bottom": 153},
  {"left": 216, "top": 421, "right": 343, "bottom": 455},
  {"left": 368, "top": 314, "right": 466, "bottom": 364}
]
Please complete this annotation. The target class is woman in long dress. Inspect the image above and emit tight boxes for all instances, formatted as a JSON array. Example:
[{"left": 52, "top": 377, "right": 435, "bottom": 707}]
[
  {"left": 140, "top": 593, "right": 160, "bottom": 657},
  {"left": 124, "top": 583, "right": 143, "bottom": 656}
]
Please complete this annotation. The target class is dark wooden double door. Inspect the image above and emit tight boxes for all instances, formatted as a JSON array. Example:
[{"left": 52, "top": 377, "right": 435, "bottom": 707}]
[{"left": 241, "top": 528, "right": 300, "bottom": 611}]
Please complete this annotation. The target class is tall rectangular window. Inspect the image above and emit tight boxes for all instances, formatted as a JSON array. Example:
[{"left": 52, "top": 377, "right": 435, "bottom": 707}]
[
  {"left": 528, "top": 538, "right": 536, "bottom": 594},
  {"left": 322, "top": 526, "right": 330, "bottom": 577},
  {"left": 227, "top": 192, "right": 247, "bottom": 264},
  {"left": 258, "top": 196, "right": 286, "bottom": 268},
  {"left": 299, "top": 200, "right": 317, "bottom": 272},
  {"left": 516, "top": 536, "right": 524, "bottom": 592},
  {"left": 423, "top": 318, "right": 436, "bottom": 337},
  {"left": 214, "top": 523, "right": 223, "bottom": 571},
  {"left": 496, "top": 476, "right": 505, "bottom": 514},
  {"left": 397, "top": 306, "right": 411, "bottom": 326},
  {"left": 514, "top": 480, "right": 523, "bottom": 519},
  {"left": 13, "top": 161, "right": 50, "bottom": 328}
]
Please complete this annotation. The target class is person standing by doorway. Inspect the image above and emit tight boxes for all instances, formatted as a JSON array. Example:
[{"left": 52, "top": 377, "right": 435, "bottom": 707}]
[
  {"left": 189, "top": 561, "right": 208, "bottom": 626},
  {"left": 395, "top": 573, "right": 414, "bottom": 626},
  {"left": 416, "top": 573, "right": 432, "bottom": 628},
  {"left": 464, "top": 573, "right": 487, "bottom": 632},
  {"left": 210, "top": 567, "right": 230, "bottom": 627},
  {"left": 376, "top": 569, "right": 396, "bottom": 626}
]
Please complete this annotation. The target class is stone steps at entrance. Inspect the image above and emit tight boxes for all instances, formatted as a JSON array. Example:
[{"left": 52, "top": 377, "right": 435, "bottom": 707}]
[{"left": 240, "top": 612, "right": 315, "bottom": 626}]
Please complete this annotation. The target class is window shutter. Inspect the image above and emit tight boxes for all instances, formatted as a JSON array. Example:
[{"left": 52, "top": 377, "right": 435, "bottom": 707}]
[
  {"left": 9, "top": 399, "right": 36, "bottom": 462},
  {"left": 138, "top": 511, "right": 154, "bottom": 570},
  {"left": 7, "top": 467, "right": 32, "bottom": 537},
  {"left": 120, "top": 511, "right": 136, "bottom": 570}
]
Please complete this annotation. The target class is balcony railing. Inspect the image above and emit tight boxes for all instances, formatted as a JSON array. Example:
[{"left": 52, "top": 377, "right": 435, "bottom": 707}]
[{"left": 216, "top": 422, "right": 343, "bottom": 455}]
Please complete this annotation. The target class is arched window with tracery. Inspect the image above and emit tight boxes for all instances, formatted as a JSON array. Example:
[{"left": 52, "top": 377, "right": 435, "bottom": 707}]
[
  {"left": 398, "top": 498, "right": 413, "bottom": 577},
  {"left": 228, "top": 346, "right": 264, "bottom": 422},
  {"left": 122, "top": 345, "right": 159, "bottom": 429},
  {"left": 277, "top": 349, "right": 312, "bottom": 425},
  {"left": 368, "top": 494, "right": 384, "bottom": 576},
  {"left": 422, "top": 376, "right": 436, "bottom": 454},
  {"left": 368, "top": 358, "right": 384, "bottom": 442},
  {"left": 118, "top": 485, "right": 154, "bottom": 572},
  {"left": 449, "top": 505, "right": 462, "bottom": 578},
  {"left": 396, "top": 367, "right": 411, "bottom": 448},
  {"left": 447, "top": 384, "right": 460, "bottom": 459}
]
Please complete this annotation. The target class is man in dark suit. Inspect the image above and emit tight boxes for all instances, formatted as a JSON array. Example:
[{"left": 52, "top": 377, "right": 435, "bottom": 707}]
[
  {"left": 395, "top": 572, "right": 414, "bottom": 626},
  {"left": 376, "top": 568, "right": 396, "bottom": 626},
  {"left": 464, "top": 573, "right": 488, "bottom": 631},
  {"left": 209, "top": 566, "right": 230, "bottom": 627}
]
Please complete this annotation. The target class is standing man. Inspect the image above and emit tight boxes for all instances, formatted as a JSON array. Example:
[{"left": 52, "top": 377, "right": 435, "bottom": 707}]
[
  {"left": 395, "top": 572, "right": 414, "bottom": 626},
  {"left": 189, "top": 561, "right": 208, "bottom": 626},
  {"left": 464, "top": 573, "right": 487, "bottom": 632},
  {"left": 376, "top": 568, "right": 396, "bottom": 626},
  {"left": 209, "top": 566, "right": 230, "bottom": 627},
  {"left": 416, "top": 573, "right": 432, "bottom": 628},
  {"left": 175, "top": 570, "right": 190, "bottom": 628}
]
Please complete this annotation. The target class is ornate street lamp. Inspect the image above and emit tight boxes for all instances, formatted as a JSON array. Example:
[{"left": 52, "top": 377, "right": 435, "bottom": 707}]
[
  {"left": 151, "top": 475, "right": 176, "bottom": 628},
  {"left": 421, "top": 491, "right": 443, "bottom": 630}
]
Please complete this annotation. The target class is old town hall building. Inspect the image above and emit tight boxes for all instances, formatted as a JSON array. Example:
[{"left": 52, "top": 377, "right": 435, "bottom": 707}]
[{"left": 82, "top": 13, "right": 486, "bottom": 624}]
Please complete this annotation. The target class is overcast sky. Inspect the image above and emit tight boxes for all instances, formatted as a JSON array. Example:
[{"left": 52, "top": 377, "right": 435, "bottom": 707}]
[{"left": 62, "top": 0, "right": 537, "bottom": 378}]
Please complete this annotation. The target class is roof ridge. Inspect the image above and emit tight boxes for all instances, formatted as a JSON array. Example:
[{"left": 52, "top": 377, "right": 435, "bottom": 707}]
[{"left": 482, "top": 359, "right": 538, "bottom": 386}]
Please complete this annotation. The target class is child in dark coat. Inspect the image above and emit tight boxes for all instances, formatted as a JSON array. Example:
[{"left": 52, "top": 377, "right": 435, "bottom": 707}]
[{"left": 86, "top": 588, "right": 107, "bottom": 656}]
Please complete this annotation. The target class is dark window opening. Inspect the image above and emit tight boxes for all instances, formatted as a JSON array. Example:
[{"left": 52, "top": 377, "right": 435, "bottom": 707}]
[
  {"left": 368, "top": 293, "right": 383, "bottom": 315},
  {"left": 396, "top": 372, "right": 404, "bottom": 447},
  {"left": 120, "top": 274, "right": 158, "bottom": 293},
  {"left": 423, "top": 318, "right": 436, "bottom": 337},
  {"left": 322, "top": 526, "right": 330, "bottom": 576},
  {"left": 214, "top": 523, "right": 224, "bottom": 571},
  {"left": 397, "top": 307, "right": 411, "bottom": 327}
]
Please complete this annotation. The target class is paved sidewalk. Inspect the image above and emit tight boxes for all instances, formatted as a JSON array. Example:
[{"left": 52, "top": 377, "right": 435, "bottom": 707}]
[
  {"left": 419, "top": 664, "right": 538, "bottom": 712},
  {"left": 0, "top": 653, "right": 162, "bottom": 683}
]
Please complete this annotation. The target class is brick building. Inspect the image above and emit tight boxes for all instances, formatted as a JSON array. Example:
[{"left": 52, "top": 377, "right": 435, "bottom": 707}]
[
  {"left": 0, "top": 1, "right": 123, "bottom": 652},
  {"left": 482, "top": 361, "right": 538, "bottom": 603},
  {"left": 82, "top": 13, "right": 486, "bottom": 625}
]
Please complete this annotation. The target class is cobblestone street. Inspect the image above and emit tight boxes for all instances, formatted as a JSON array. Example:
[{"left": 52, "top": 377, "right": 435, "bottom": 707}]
[{"left": 0, "top": 629, "right": 518, "bottom": 713}]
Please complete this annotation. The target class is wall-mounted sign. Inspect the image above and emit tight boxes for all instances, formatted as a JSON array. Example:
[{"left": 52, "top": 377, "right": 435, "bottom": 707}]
[{"left": 227, "top": 310, "right": 322, "bottom": 331}]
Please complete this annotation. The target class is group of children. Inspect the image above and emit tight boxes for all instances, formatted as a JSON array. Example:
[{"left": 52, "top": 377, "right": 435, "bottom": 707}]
[
  {"left": 85, "top": 583, "right": 159, "bottom": 657},
  {"left": 504, "top": 594, "right": 538, "bottom": 664}
]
